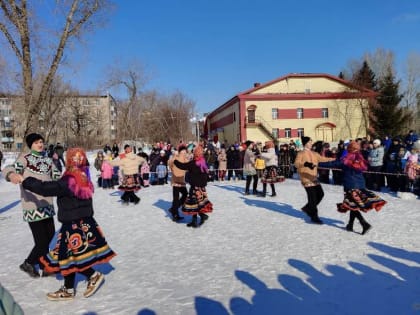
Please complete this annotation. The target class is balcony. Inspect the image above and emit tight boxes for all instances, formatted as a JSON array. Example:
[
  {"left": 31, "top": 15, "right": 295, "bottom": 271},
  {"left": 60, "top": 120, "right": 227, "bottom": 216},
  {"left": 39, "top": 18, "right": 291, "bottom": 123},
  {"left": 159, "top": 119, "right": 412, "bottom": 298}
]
[{"left": 1, "top": 137, "right": 14, "bottom": 143}]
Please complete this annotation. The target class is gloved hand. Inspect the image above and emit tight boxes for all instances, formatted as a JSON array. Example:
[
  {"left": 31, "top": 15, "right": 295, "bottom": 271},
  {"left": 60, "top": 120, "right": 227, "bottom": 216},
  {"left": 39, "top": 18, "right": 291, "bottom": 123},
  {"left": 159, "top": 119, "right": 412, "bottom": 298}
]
[{"left": 304, "top": 162, "right": 316, "bottom": 170}]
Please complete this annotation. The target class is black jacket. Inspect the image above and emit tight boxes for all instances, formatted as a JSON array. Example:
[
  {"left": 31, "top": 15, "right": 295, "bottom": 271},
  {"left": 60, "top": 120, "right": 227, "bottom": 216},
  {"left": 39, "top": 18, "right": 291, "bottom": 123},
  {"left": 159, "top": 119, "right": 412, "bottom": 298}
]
[
  {"left": 22, "top": 176, "right": 94, "bottom": 223},
  {"left": 174, "top": 159, "right": 208, "bottom": 188}
]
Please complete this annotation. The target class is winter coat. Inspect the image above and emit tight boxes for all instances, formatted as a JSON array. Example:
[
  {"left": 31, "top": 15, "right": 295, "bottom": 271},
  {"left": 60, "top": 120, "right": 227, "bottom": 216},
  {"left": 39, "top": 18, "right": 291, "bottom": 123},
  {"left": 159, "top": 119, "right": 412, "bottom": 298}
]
[
  {"left": 261, "top": 148, "right": 278, "bottom": 167},
  {"left": 254, "top": 157, "right": 265, "bottom": 170},
  {"left": 156, "top": 164, "right": 168, "bottom": 179},
  {"left": 174, "top": 159, "right": 208, "bottom": 188},
  {"left": 168, "top": 154, "right": 187, "bottom": 187},
  {"left": 368, "top": 146, "right": 384, "bottom": 167},
  {"left": 2, "top": 151, "right": 61, "bottom": 222},
  {"left": 243, "top": 148, "right": 257, "bottom": 176},
  {"left": 22, "top": 175, "right": 94, "bottom": 223},
  {"left": 110, "top": 152, "right": 146, "bottom": 176},
  {"left": 101, "top": 161, "right": 113, "bottom": 179},
  {"left": 217, "top": 150, "right": 227, "bottom": 170},
  {"left": 226, "top": 148, "right": 240, "bottom": 170},
  {"left": 319, "top": 153, "right": 367, "bottom": 191},
  {"left": 94, "top": 156, "right": 104, "bottom": 172},
  {"left": 294, "top": 149, "right": 335, "bottom": 187}
]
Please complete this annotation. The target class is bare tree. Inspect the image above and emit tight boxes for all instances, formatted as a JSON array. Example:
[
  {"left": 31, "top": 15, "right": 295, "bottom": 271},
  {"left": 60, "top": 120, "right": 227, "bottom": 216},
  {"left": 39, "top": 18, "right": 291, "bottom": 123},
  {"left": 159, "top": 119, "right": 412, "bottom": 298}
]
[
  {"left": 104, "top": 60, "right": 150, "bottom": 143},
  {"left": 0, "top": 0, "right": 109, "bottom": 137},
  {"left": 364, "top": 48, "right": 396, "bottom": 82},
  {"left": 401, "top": 52, "right": 420, "bottom": 130}
]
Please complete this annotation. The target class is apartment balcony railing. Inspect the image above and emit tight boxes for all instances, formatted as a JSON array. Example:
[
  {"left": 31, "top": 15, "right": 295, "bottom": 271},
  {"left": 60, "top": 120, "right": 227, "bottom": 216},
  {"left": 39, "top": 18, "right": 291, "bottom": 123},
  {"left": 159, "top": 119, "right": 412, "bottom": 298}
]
[{"left": 1, "top": 137, "right": 14, "bottom": 143}]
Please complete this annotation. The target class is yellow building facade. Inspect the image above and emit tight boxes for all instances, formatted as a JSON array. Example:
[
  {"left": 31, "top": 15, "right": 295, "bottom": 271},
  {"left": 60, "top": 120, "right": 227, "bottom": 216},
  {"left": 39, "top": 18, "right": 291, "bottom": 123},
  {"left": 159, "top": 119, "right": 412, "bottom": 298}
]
[{"left": 204, "top": 73, "right": 375, "bottom": 145}]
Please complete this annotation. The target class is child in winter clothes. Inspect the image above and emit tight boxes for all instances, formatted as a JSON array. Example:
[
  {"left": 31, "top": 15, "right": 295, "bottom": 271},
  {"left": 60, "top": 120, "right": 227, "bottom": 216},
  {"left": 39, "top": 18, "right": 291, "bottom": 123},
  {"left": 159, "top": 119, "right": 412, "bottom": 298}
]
[
  {"left": 101, "top": 159, "right": 114, "bottom": 189},
  {"left": 404, "top": 141, "right": 420, "bottom": 192},
  {"left": 156, "top": 161, "right": 168, "bottom": 185},
  {"left": 21, "top": 148, "right": 116, "bottom": 300},
  {"left": 254, "top": 154, "right": 265, "bottom": 179},
  {"left": 174, "top": 144, "right": 213, "bottom": 227},
  {"left": 319, "top": 141, "right": 387, "bottom": 234},
  {"left": 217, "top": 148, "right": 227, "bottom": 181},
  {"left": 140, "top": 162, "right": 150, "bottom": 187}
]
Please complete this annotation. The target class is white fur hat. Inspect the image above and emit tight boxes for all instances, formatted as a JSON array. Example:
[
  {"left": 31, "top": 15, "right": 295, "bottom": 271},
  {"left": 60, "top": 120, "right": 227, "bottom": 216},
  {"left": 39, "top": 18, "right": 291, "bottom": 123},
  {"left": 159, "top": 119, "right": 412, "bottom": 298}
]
[{"left": 373, "top": 139, "right": 381, "bottom": 146}]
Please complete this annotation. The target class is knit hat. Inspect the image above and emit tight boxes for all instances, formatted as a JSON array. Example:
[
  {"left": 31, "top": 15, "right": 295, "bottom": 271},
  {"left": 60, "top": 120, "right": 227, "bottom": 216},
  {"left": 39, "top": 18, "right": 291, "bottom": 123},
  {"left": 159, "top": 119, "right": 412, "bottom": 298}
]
[
  {"left": 25, "top": 133, "right": 44, "bottom": 148},
  {"left": 347, "top": 141, "right": 360, "bottom": 153},
  {"left": 244, "top": 140, "right": 253, "bottom": 148},
  {"left": 177, "top": 144, "right": 187, "bottom": 152},
  {"left": 301, "top": 136, "right": 311, "bottom": 146},
  {"left": 373, "top": 139, "right": 381, "bottom": 146},
  {"left": 160, "top": 150, "right": 165, "bottom": 154}
]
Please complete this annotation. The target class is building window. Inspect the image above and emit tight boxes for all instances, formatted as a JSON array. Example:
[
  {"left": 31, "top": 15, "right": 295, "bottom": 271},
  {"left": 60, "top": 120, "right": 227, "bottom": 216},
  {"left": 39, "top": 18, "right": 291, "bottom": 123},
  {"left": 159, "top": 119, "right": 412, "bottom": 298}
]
[
  {"left": 82, "top": 99, "right": 90, "bottom": 106},
  {"left": 285, "top": 128, "right": 291, "bottom": 138},
  {"left": 297, "top": 128, "right": 304, "bottom": 138},
  {"left": 271, "top": 108, "right": 278, "bottom": 120},
  {"left": 322, "top": 108, "right": 329, "bottom": 118},
  {"left": 297, "top": 108, "right": 303, "bottom": 119},
  {"left": 272, "top": 129, "right": 279, "bottom": 139}
]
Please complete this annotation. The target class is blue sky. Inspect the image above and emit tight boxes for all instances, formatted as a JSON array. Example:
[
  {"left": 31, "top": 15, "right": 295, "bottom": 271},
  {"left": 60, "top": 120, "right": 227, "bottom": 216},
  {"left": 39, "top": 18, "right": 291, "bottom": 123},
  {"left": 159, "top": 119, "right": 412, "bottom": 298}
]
[{"left": 62, "top": 0, "right": 420, "bottom": 115}]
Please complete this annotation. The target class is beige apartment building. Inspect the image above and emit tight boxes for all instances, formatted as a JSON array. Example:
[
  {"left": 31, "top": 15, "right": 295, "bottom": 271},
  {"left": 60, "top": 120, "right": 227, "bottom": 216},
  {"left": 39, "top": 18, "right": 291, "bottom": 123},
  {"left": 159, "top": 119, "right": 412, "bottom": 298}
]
[
  {"left": 203, "top": 73, "right": 376, "bottom": 146},
  {"left": 0, "top": 93, "right": 117, "bottom": 151}
]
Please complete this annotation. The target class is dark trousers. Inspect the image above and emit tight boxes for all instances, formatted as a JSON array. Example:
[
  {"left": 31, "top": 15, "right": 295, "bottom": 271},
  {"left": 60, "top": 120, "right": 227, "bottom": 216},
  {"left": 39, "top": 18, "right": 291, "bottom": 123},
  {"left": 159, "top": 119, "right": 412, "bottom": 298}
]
[
  {"left": 27, "top": 217, "right": 55, "bottom": 265},
  {"left": 121, "top": 191, "right": 140, "bottom": 203},
  {"left": 262, "top": 183, "right": 275, "bottom": 194},
  {"left": 245, "top": 174, "right": 258, "bottom": 193},
  {"left": 64, "top": 268, "right": 95, "bottom": 289},
  {"left": 348, "top": 210, "right": 367, "bottom": 226},
  {"left": 367, "top": 166, "right": 384, "bottom": 191},
  {"left": 303, "top": 185, "right": 324, "bottom": 219},
  {"left": 171, "top": 186, "right": 188, "bottom": 210}
]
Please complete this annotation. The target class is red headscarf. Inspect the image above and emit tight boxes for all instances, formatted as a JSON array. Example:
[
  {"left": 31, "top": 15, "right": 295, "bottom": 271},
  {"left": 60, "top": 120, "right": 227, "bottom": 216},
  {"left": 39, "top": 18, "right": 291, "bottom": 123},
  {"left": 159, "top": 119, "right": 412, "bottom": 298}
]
[{"left": 64, "top": 148, "right": 94, "bottom": 199}]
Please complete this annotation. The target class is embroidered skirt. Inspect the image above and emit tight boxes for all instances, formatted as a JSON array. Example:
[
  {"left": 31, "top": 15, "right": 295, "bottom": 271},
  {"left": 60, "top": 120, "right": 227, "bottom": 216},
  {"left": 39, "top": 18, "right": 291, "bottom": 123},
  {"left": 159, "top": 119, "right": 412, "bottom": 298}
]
[
  {"left": 182, "top": 186, "right": 213, "bottom": 215},
  {"left": 39, "top": 216, "right": 116, "bottom": 276},
  {"left": 118, "top": 174, "right": 141, "bottom": 192},
  {"left": 337, "top": 188, "right": 387, "bottom": 213},
  {"left": 261, "top": 165, "right": 286, "bottom": 184}
]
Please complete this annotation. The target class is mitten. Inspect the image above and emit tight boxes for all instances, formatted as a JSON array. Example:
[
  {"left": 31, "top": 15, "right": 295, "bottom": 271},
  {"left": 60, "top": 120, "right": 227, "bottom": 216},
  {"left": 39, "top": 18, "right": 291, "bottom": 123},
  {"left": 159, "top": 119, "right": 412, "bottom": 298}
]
[{"left": 304, "top": 162, "right": 315, "bottom": 169}]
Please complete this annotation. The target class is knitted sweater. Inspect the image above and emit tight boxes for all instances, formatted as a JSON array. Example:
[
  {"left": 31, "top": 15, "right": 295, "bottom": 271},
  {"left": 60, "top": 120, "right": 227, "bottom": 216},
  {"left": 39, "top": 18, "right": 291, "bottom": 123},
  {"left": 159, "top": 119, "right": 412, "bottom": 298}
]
[{"left": 2, "top": 150, "right": 61, "bottom": 222}]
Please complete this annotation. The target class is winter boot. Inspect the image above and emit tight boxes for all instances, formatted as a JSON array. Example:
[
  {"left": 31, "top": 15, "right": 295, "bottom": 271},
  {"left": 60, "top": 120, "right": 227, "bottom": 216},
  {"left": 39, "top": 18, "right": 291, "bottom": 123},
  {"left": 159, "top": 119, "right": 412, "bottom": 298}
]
[
  {"left": 345, "top": 223, "right": 353, "bottom": 232},
  {"left": 361, "top": 222, "right": 372, "bottom": 235},
  {"left": 84, "top": 271, "right": 105, "bottom": 298},
  {"left": 47, "top": 286, "right": 75, "bottom": 301},
  {"left": 244, "top": 190, "right": 250, "bottom": 195},
  {"left": 19, "top": 260, "right": 39, "bottom": 278},
  {"left": 270, "top": 191, "right": 277, "bottom": 197},
  {"left": 187, "top": 215, "right": 198, "bottom": 228},
  {"left": 199, "top": 213, "right": 209, "bottom": 226}
]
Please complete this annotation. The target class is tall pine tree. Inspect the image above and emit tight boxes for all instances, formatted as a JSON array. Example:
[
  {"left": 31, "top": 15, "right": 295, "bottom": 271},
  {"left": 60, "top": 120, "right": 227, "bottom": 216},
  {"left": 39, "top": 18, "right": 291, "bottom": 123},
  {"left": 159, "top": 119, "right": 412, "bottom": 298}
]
[{"left": 371, "top": 66, "right": 409, "bottom": 138}]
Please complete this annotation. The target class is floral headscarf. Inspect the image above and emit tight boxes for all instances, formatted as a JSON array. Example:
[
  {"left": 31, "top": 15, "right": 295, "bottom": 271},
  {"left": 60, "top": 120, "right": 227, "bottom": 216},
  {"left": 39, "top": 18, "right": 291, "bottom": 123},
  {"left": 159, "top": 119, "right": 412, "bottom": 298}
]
[{"left": 64, "top": 148, "right": 94, "bottom": 199}]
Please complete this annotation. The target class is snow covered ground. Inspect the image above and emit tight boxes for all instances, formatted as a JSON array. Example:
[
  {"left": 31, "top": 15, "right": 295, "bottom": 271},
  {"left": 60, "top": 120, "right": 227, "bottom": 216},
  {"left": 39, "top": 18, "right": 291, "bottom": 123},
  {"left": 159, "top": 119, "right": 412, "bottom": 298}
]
[{"left": 0, "top": 158, "right": 419, "bottom": 315}]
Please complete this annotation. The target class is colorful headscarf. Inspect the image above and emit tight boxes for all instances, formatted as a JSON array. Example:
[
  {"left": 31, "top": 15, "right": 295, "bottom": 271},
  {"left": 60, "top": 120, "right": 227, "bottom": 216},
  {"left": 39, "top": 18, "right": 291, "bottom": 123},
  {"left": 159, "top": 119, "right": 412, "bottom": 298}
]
[
  {"left": 193, "top": 144, "right": 208, "bottom": 173},
  {"left": 63, "top": 148, "right": 94, "bottom": 199}
]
